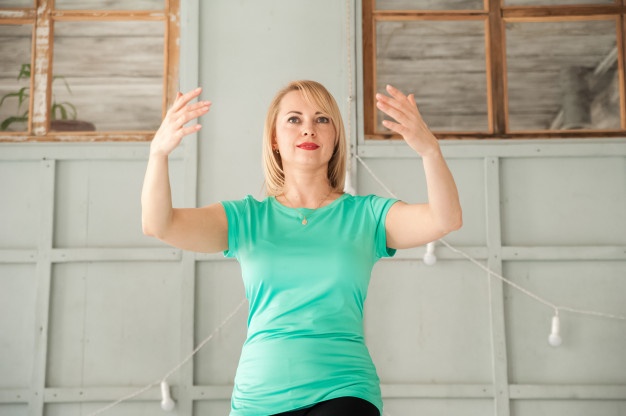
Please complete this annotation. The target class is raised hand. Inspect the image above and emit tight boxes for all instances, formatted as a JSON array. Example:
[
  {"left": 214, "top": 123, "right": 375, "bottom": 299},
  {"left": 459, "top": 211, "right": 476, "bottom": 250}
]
[
  {"left": 150, "top": 88, "right": 212, "bottom": 157},
  {"left": 376, "top": 84, "right": 438, "bottom": 157}
]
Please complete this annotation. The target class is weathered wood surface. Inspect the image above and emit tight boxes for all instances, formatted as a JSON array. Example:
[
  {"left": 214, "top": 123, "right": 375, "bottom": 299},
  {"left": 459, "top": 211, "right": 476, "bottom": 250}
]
[
  {"left": 51, "top": 76, "right": 163, "bottom": 131},
  {"left": 376, "top": 20, "right": 488, "bottom": 131},
  {"left": 0, "top": 19, "right": 164, "bottom": 132},
  {"left": 0, "top": 25, "right": 31, "bottom": 76},
  {"left": 504, "top": 0, "right": 612, "bottom": 5},
  {"left": 376, "top": 18, "right": 620, "bottom": 131},
  {"left": 0, "top": 0, "right": 34, "bottom": 8},
  {"left": 376, "top": 0, "right": 484, "bottom": 10},
  {"left": 53, "top": 0, "right": 164, "bottom": 10},
  {"left": 52, "top": 21, "right": 164, "bottom": 77},
  {"left": 375, "top": 0, "right": 612, "bottom": 9},
  {"left": 506, "top": 20, "right": 618, "bottom": 130}
]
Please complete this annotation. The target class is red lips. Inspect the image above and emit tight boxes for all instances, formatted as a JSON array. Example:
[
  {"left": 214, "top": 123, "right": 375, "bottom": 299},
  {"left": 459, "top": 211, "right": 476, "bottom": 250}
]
[{"left": 297, "top": 142, "right": 320, "bottom": 150}]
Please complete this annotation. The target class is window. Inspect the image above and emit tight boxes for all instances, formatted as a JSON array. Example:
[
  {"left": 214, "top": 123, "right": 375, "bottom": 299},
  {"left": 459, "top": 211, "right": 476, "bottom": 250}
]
[
  {"left": 363, "top": 0, "right": 625, "bottom": 139},
  {"left": 0, "top": 0, "right": 179, "bottom": 141}
]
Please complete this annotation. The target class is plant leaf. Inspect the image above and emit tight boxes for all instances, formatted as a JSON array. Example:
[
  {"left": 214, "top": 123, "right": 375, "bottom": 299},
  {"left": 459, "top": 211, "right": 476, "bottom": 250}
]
[
  {"left": 51, "top": 103, "right": 67, "bottom": 120},
  {"left": 0, "top": 113, "right": 28, "bottom": 131},
  {"left": 64, "top": 102, "right": 77, "bottom": 119},
  {"left": 0, "top": 92, "right": 20, "bottom": 107},
  {"left": 0, "top": 88, "right": 29, "bottom": 109},
  {"left": 17, "top": 63, "right": 31, "bottom": 80},
  {"left": 16, "top": 87, "right": 28, "bottom": 110},
  {"left": 52, "top": 101, "right": 77, "bottom": 120},
  {"left": 53, "top": 75, "right": 73, "bottom": 94}
]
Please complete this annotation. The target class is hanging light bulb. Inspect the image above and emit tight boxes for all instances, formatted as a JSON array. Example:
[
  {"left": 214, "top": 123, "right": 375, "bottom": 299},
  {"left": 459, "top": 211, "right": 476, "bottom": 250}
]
[
  {"left": 344, "top": 169, "right": 356, "bottom": 195},
  {"left": 160, "top": 380, "right": 175, "bottom": 411},
  {"left": 548, "top": 313, "right": 562, "bottom": 347},
  {"left": 423, "top": 241, "right": 437, "bottom": 266}
]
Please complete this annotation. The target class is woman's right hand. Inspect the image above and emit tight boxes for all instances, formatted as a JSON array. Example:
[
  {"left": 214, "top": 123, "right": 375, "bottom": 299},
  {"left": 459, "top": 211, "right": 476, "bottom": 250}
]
[{"left": 150, "top": 87, "right": 212, "bottom": 157}]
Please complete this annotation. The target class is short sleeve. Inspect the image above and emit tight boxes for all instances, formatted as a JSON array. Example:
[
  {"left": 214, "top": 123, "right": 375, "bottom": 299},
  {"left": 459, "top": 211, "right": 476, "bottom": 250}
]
[
  {"left": 368, "top": 195, "right": 399, "bottom": 259},
  {"left": 220, "top": 197, "right": 249, "bottom": 258}
]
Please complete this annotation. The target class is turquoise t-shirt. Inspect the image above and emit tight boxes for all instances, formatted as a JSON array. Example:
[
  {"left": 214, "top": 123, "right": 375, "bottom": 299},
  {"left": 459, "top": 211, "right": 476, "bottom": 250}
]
[{"left": 221, "top": 193, "right": 398, "bottom": 416}]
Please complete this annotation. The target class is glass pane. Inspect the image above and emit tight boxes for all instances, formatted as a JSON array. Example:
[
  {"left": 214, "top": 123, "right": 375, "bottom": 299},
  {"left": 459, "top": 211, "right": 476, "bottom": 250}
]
[
  {"left": 506, "top": 20, "right": 619, "bottom": 131},
  {"left": 0, "top": 1, "right": 34, "bottom": 7},
  {"left": 54, "top": 0, "right": 164, "bottom": 10},
  {"left": 376, "top": 20, "right": 488, "bottom": 132},
  {"left": 0, "top": 24, "right": 32, "bottom": 133},
  {"left": 505, "top": 0, "right": 612, "bottom": 5},
  {"left": 52, "top": 21, "right": 164, "bottom": 132},
  {"left": 376, "top": 0, "right": 484, "bottom": 10}
]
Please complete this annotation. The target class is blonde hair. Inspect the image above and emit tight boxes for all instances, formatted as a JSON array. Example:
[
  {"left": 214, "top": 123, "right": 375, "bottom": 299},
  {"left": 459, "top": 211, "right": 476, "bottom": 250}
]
[{"left": 262, "top": 80, "right": 347, "bottom": 196}]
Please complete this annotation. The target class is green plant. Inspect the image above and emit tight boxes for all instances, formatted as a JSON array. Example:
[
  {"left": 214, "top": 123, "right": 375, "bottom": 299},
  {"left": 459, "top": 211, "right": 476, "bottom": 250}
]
[{"left": 0, "top": 63, "right": 78, "bottom": 131}]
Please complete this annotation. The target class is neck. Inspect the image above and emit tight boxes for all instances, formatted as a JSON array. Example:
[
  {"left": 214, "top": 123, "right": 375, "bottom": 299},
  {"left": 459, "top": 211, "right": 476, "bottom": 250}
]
[{"left": 280, "top": 171, "right": 335, "bottom": 208}]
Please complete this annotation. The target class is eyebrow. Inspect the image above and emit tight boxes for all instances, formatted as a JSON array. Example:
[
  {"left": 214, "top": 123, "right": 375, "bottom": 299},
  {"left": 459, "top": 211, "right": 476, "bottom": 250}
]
[{"left": 286, "top": 111, "right": 325, "bottom": 115}]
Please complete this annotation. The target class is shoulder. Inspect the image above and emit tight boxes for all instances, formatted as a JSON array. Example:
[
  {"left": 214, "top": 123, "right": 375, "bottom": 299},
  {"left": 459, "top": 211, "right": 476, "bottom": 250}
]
[
  {"left": 346, "top": 194, "right": 398, "bottom": 211},
  {"left": 221, "top": 195, "right": 273, "bottom": 217},
  {"left": 221, "top": 195, "right": 268, "bottom": 209}
]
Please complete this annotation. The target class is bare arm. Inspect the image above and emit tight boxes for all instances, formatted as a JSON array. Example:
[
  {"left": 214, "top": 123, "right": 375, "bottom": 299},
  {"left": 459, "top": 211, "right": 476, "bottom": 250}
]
[
  {"left": 376, "top": 85, "right": 462, "bottom": 249},
  {"left": 141, "top": 88, "right": 228, "bottom": 253}
]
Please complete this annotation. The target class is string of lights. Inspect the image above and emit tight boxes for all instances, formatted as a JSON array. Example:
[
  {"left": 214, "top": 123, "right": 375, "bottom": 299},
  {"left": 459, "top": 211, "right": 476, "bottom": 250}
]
[
  {"left": 90, "top": 156, "right": 625, "bottom": 415},
  {"left": 87, "top": 299, "right": 247, "bottom": 416},
  {"left": 90, "top": 1, "right": 623, "bottom": 414},
  {"left": 353, "top": 153, "right": 626, "bottom": 354}
]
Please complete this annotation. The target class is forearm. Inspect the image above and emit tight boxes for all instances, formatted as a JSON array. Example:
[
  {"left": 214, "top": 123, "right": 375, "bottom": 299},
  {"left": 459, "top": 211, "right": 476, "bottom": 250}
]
[
  {"left": 141, "top": 153, "right": 174, "bottom": 237},
  {"left": 421, "top": 144, "right": 462, "bottom": 233},
  {"left": 377, "top": 85, "right": 462, "bottom": 246}
]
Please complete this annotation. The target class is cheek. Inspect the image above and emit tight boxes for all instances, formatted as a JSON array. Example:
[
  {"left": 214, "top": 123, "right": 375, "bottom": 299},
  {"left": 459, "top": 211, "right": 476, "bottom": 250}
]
[
  {"left": 318, "top": 122, "right": 334, "bottom": 134},
  {"left": 275, "top": 124, "right": 297, "bottom": 138},
  {"left": 323, "top": 126, "right": 337, "bottom": 145}
]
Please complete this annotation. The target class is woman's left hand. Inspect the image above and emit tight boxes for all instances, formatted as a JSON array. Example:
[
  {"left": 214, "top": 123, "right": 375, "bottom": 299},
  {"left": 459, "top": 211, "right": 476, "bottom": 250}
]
[{"left": 376, "top": 84, "right": 439, "bottom": 157}]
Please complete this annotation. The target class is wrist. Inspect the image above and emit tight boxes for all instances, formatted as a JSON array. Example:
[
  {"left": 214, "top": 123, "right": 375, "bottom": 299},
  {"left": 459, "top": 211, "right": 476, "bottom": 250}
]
[
  {"left": 416, "top": 142, "right": 442, "bottom": 159},
  {"left": 149, "top": 147, "right": 170, "bottom": 159}
]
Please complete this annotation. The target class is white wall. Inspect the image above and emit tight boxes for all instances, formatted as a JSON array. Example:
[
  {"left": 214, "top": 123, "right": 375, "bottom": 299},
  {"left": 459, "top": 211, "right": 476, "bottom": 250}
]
[
  {"left": 197, "top": 0, "right": 349, "bottom": 203},
  {"left": 0, "top": 1, "right": 625, "bottom": 416}
]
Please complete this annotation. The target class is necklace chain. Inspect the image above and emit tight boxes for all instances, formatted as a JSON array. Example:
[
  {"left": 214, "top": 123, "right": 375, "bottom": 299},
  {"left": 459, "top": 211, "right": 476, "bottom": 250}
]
[{"left": 282, "top": 188, "right": 333, "bottom": 225}]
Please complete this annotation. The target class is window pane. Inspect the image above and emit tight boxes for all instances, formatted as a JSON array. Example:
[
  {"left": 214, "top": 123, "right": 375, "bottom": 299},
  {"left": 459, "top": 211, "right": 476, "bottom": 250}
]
[
  {"left": 504, "top": 0, "right": 612, "bottom": 5},
  {"left": 376, "top": 20, "right": 488, "bottom": 132},
  {"left": 54, "top": 0, "right": 164, "bottom": 10},
  {"left": 52, "top": 21, "right": 164, "bottom": 132},
  {"left": 0, "top": 24, "right": 32, "bottom": 133},
  {"left": 506, "top": 20, "right": 619, "bottom": 131},
  {"left": 376, "top": 0, "right": 484, "bottom": 10},
  {"left": 0, "top": 1, "right": 33, "bottom": 7}
]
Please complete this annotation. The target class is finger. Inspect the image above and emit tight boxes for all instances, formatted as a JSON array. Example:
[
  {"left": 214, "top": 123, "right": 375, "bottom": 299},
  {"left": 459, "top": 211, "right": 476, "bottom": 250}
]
[
  {"left": 180, "top": 123, "right": 202, "bottom": 137},
  {"left": 384, "top": 85, "right": 418, "bottom": 113},
  {"left": 169, "top": 123, "right": 202, "bottom": 144},
  {"left": 376, "top": 91, "right": 414, "bottom": 122},
  {"left": 170, "top": 100, "right": 211, "bottom": 127},
  {"left": 386, "top": 84, "right": 409, "bottom": 102},
  {"left": 376, "top": 96, "right": 412, "bottom": 125},
  {"left": 171, "top": 87, "right": 203, "bottom": 112},
  {"left": 175, "top": 106, "right": 210, "bottom": 129},
  {"left": 381, "top": 119, "right": 408, "bottom": 136},
  {"left": 187, "top": 100, "right": 212, "bottom": 112}
]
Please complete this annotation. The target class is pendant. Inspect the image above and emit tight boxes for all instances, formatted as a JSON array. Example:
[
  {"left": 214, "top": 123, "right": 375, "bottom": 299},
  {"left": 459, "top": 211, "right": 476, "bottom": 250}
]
[{"left": 301, "top": 217, "right": 308, "bottom": 225}]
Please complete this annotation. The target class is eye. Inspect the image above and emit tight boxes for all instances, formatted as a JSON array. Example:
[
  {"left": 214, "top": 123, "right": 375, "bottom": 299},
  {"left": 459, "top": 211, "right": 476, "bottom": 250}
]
[
  {"left": 316, "top": 116, "right": 330, "bottom": 124},
  {"left": 287, "top": 116, "right": 300, "bottom": 124}
]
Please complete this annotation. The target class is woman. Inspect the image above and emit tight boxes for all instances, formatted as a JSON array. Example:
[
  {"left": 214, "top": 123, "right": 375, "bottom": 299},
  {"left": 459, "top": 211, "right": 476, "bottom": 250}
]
[{"left": 142, "top": 80, "right": 462, "bottom": 416}]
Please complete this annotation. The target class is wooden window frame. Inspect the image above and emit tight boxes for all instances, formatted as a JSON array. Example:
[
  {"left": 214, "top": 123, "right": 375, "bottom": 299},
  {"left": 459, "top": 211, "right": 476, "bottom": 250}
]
[
  {"left": 0, "top": 0, "right": 180, "bottom": 142},
  {"left": 363, "top": 0, "right": 626, "bottom": 140}
]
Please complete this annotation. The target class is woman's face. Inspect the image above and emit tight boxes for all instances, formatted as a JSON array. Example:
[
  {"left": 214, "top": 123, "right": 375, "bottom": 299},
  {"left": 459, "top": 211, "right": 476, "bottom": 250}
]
[{"left": 273, "top": 90, "right": 336, "bottom": 171}]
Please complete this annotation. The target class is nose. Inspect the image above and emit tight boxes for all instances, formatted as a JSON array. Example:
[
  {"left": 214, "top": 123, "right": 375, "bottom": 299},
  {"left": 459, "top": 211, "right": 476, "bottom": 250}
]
[{"left": 302, "top": 123, "right": 316, "bottom": 137}]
